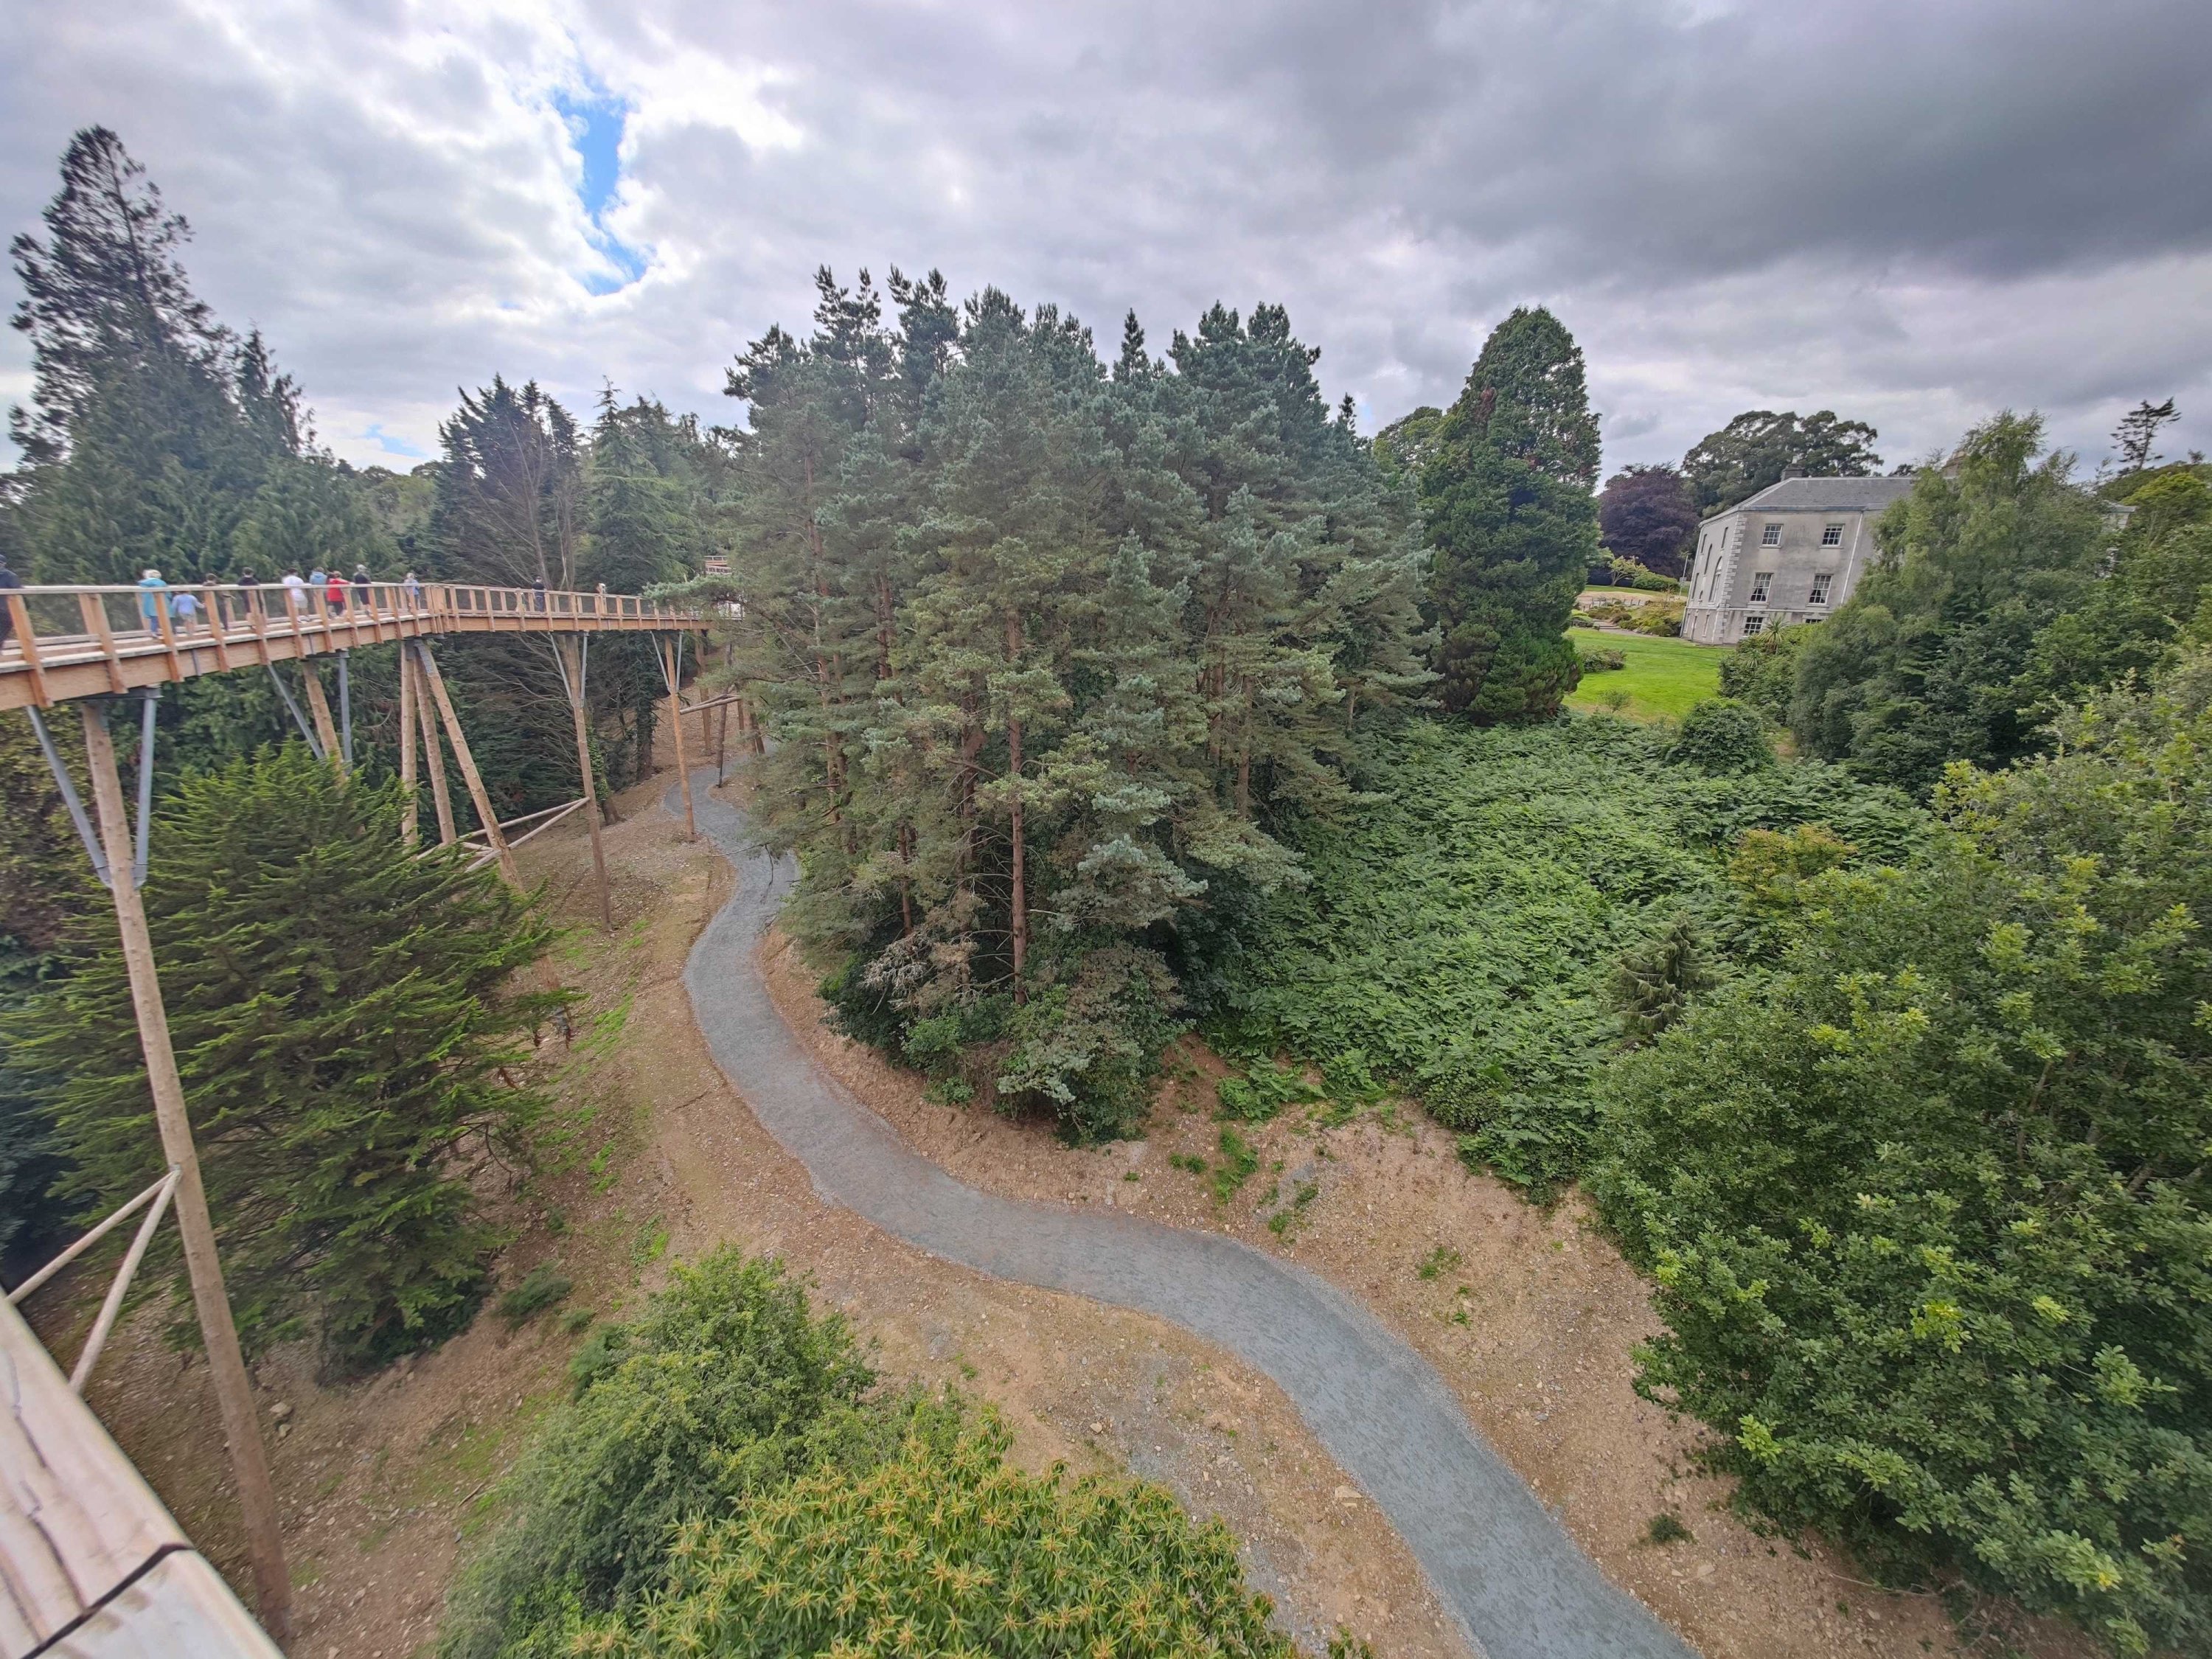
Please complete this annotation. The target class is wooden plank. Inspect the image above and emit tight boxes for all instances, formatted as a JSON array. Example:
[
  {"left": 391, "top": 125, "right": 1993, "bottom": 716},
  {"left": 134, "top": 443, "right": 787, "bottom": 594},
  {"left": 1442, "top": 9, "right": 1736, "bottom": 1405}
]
[
  {"left": 410, "top": 647, "right": 458, "bottom": 846},
  {"left": 414, "top": 641, "right": 516, "bottom": 886},
  {"left": 45, "top": 1548, "right": 283, "bottom": 1658},
  {"left": 397, "top": 639, "right": 419, "bottom": 849},
  {"left": 0, "top": 1298, "right": 185, "bottom": 1652}
]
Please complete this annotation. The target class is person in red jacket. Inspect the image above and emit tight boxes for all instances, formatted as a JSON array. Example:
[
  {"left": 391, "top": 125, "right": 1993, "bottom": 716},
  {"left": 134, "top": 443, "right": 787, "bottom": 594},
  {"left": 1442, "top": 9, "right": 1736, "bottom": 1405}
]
[{"left": 326, "top": 567, "right": 348, "bottom": 615}]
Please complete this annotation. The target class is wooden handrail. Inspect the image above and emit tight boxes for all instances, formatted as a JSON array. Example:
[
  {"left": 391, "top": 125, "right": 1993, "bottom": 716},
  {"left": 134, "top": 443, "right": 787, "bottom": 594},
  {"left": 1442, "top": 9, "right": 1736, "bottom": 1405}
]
[{"left": 0, "top": 580, "right": 709, "bottom": 710}]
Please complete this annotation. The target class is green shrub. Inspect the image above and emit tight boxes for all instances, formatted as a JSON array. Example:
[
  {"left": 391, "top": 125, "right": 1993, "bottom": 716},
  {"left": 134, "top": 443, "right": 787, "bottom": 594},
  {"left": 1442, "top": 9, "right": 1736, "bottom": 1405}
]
[
  {"left": 1667, "top": 698, "right": 1773, "bottom": 773},
  {"left": 1215, "top": 1060, "right": 1324, "bottom": 1121},
  {"left": 1577, "top": 645, "right": 1627, "bottom": 672},
  {"left": 498, "top": 1264, "right": 572, "bottom": 1327},
  {"left": 439, "top": 1249, "right": 878, "bottom": 1659},
  {"left": 1590, "top": 661, "right": 2212, "bottom": 1653},
  {"left": 995, "top": 945, "right": 1185, "bottom": 1142},
  {"left": 445, "top": 1247, "right": 1300, "bottom": 1659},
  {"left": 1210, "top": 1127, "right": 1259, "bottom": 1203},
  {"left": 1219, "top": 720, "right": 1919, "bottom": 1194},
  {"left": 560, "top": 1420, "right": 1295, "bottom": 1658},
  {"left": 1717, "top": 624, "right": 1808, "bottom": 722},
  {"left": 1608, "top": 912, "right": 1716, "bottom": 1044}
]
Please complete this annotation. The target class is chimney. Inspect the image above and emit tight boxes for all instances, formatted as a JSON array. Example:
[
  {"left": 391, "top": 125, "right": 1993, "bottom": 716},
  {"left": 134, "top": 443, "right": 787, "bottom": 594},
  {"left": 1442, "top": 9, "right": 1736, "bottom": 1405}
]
[{"left": 1781, "top": 465, "right": 1808, "bottom": 479}]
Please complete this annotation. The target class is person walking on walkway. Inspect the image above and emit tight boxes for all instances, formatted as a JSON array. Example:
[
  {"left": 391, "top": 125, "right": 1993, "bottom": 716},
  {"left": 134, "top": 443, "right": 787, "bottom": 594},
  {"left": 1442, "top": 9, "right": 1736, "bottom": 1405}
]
[
  {"left": 236, "top": 569, "right": 260, "bottom": 622},
  {"left": 532, "top": 576, "right": 547, "bottom": 613},
  {"left": 0, "top": 551, "right": 20, "bottom": 652},
  {"left": 171, "top": 585, "right": 204, "bottom": 632},
  {"left": 136, "top": 568, "right": 168, "bottom": 632},
  {"left": 402, "top": 570, "right": 422, "bottom": 611},
  {"left": 326, "top": 567, "right": 348, "bottom": 615}
]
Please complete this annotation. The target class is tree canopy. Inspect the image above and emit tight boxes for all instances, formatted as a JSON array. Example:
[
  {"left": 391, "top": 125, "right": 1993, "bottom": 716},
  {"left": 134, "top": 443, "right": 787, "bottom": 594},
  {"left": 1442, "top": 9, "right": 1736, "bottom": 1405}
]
[
  {"left": 1421, "top": 306, "right": 1601, "bottom": 723},
  {"left": 1598, "top": 462, "right": 1698, "bottom": 577},
  {"left": 696, "top": 273, "right": 1430, "bottom": 1138},
  {"left": 1682, "top": 408, "right": 1883, "bottom": 515}
]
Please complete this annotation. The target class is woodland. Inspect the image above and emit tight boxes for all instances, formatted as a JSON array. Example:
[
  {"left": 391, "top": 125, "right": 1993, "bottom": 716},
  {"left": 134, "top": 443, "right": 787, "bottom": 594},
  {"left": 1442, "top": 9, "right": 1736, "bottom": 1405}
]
[{"left": 1, "top": 126, "right": 2208, "bottom": 1656}]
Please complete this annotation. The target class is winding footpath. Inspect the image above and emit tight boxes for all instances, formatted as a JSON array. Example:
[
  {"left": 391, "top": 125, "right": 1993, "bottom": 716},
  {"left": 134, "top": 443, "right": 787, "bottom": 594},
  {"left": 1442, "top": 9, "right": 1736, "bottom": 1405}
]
[{"left": 673, "top": 771, "right": 1697, "bottom": 1659}]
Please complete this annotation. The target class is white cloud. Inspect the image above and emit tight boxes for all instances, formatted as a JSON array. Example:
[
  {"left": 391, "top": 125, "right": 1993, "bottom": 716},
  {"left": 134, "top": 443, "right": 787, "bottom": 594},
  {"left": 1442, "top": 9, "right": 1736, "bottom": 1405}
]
[{"left": 3, "top": 0, "right": 2208, "bottom": 475}]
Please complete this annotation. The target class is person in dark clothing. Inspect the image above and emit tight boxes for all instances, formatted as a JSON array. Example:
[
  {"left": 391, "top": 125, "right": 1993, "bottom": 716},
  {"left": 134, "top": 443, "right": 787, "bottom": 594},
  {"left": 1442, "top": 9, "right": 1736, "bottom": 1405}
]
[
  {"left": 236, "top": 569, "right": 260, "bottom": 622},
  {"left": 0, "top": 551, "right": 21, "bottom": 651},
  {"left": 532, "top": 577, "right": 547, "bottom": 613}
]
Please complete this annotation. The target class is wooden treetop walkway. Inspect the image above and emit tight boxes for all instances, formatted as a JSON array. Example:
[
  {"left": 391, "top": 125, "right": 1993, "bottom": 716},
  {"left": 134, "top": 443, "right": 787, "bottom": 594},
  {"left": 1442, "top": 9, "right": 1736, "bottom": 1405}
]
[{"left": 1, "top": 580, "right": 710, "bottom": 712}]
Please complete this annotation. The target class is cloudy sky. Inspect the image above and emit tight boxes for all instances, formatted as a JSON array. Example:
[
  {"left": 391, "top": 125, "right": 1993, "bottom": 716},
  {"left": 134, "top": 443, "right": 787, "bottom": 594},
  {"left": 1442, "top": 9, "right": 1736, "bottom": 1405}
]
[{"left": 4, "top": 0, "right": 2208, "bottom": 476}]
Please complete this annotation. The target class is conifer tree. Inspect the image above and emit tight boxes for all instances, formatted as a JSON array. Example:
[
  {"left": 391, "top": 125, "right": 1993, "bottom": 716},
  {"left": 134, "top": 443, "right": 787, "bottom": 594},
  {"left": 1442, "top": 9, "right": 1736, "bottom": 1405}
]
[
  {"left": 1422, "top": 306, "right": 1601, "bottom": 723},
  {"left": 10, "top": 746, "right": 560, "bottom": 1366},
  {"left": 698, "top": 276, "right": 1430, "bottom": 1137}
]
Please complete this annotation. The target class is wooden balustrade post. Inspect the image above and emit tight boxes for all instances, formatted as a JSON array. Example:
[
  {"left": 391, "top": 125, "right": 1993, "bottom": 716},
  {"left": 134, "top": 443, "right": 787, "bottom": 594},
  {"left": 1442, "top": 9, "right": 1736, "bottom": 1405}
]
[
  {"left": 77, "top": 704, "right": 293, "bottom": 1646},
  {"left": 413, "top": 641, "right": 519, "bottom": 888}
]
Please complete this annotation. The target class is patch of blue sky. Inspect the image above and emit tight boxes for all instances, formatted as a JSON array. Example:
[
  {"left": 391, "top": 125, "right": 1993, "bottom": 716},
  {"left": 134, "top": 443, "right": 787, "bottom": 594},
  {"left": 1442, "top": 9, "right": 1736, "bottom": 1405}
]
[
  {"left": 554, "top": 79, "right": 649, "bottom": 295},
  {"left": 361, "top": 423, "right": 428, "bottom": 459}
]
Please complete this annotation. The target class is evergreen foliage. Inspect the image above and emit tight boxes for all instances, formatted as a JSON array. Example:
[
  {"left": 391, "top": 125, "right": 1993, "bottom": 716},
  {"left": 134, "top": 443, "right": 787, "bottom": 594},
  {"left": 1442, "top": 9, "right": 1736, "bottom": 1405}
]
[
  {"left": 1666, "top": 697, "right": 1773, "bottom": 773},
  {"left": 1681, "top": 408, "right": 1884, "bottom": 515},
  {"left": 8, "top": 746, "right": 560, "bottom": 1364},
  {"left": 442, "top": 1248, "right": 1295, "bottom": 1659},
  {"left": 1592, "top": 656, "right": 2212, "bottom": 1653},
  {"left": 1218, "top": 718, "right": 1921, "bottom": 1192},
  {"left": 1420, "top": 307, "right": 1601, "bottom": 723},
  {"left": 701, "top": 272, "right": 1430, "bottom": 1138}
]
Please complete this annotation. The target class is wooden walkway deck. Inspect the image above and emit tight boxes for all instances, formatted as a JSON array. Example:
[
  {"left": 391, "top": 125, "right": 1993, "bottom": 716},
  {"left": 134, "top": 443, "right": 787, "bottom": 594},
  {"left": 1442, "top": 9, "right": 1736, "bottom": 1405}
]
[
  {"left": 1, "top": 1297, "right": 282, "bottom": 1658},
  {"left": 1, "top": 580, "right": 709, "bottom": 711}
]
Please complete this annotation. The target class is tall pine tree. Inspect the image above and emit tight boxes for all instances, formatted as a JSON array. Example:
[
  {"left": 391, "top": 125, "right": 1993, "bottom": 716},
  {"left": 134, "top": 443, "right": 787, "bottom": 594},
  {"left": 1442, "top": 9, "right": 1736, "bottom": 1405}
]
[{"left": 1422, "top": 306, "right": 1600, "bottom": 723}]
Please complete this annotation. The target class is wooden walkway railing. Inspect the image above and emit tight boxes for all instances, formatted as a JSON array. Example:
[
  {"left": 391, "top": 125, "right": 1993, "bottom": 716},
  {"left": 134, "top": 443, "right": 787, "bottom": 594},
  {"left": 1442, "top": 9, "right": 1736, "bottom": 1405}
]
[{"left": 0, "top": 581, "right": 709, "bottom": 711}]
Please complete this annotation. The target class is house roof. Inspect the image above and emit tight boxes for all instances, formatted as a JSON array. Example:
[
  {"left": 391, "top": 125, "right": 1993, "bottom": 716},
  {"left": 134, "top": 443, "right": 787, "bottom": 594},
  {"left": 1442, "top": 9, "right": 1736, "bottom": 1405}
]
[{"left": 1712, "top": 476, "right": 1916, "bottom": 518}]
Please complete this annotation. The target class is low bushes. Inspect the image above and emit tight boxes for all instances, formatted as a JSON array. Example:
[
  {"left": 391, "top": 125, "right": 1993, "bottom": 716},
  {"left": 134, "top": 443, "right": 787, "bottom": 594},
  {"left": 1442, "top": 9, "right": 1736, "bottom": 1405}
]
[
  {"left": 1218, "top": 718, "right": 1919, "bottom": 1193},
  {"left": 441, "top": 1248, "right": 1301, "bottom": 1659}
]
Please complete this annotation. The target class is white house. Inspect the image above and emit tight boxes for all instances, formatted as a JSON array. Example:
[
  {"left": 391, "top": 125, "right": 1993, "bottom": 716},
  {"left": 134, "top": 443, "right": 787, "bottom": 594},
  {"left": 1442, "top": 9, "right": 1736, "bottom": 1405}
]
[{"left": 1680, "top": 473, "right": 1915, "bottom": 645}]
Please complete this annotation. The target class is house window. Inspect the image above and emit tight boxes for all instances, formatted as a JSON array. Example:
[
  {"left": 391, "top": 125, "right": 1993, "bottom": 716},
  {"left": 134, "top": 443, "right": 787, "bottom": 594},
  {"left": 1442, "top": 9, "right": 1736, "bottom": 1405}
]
[
  {"left": 1749, "top": 571, "right": 1774, "bottom": 602},
  {"left": 1809, "top": 572, "right": 1834, "bottom": 605},
  {"left": 1821, "top": 523, "right": 1845, "bottom": 547},
  {"left": 1761, "top": 522, "right": 1783, "bottom": 547},
  {"left": 1742, "top": 613, "right": 1765, "bottom": 636}
]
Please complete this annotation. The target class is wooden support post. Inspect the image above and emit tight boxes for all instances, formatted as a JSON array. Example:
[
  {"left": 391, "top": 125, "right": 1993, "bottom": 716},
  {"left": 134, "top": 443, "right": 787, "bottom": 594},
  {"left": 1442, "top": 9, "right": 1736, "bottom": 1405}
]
[
  {"left": 714, "top": 695, "right": 728, "bottom": 779},
  {"left": 76, "top": 704, "right": 293, "bottom": 1646},
  {"left": 397, "top": 643, "right": 420, "bottom": 848},
  {"left": 298, "top": 663, "right": 341, "bottom": 768},
  {"left": 663, "top": 636, "right": 695, "bottom": 840},
  {"left": 414, "top": 641, "right": 520, "bottom": 888},
  {"left": 560, "top": 636, "right": 614, "bottom": 928},
  {"left": 411, "top": 647, "right": 457, "bottom": 846}
]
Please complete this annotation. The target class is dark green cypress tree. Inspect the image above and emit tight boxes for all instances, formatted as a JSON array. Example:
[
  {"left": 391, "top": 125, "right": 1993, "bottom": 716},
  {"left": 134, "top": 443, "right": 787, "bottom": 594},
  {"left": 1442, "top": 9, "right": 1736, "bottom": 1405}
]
[
  {"left": 10, "top": 745, "right": 561, "bottom": 1367},
  {"left": 1422, "top": 306, "right": 1601, "bottom": 723}
]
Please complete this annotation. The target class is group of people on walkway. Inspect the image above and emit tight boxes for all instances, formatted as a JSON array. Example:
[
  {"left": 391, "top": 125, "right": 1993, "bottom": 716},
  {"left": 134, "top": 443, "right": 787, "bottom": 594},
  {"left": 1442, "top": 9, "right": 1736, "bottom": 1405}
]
[{"left": 124, "top": 566, "right": 428, "bottom": 633}]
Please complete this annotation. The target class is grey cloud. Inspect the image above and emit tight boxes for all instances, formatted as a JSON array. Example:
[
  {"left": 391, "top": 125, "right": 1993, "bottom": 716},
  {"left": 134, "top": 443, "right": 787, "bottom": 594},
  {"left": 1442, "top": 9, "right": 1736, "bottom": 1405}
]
[{"left": 4, "top": 0, "right": 2209, "bottom": 476}]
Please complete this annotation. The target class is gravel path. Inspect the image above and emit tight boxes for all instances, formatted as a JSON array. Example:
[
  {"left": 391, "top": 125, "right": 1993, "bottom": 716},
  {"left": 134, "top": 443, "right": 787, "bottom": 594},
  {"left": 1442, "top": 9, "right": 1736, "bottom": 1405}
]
[{"left": 674, "top": 771, "right": 1697, "bottom": 1659}]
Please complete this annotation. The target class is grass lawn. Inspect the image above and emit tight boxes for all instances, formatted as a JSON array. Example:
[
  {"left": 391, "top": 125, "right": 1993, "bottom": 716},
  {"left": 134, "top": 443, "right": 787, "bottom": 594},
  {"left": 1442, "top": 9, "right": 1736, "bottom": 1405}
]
[{"left": 1565, "top": 626, "right": 1728, "bottom": 722}]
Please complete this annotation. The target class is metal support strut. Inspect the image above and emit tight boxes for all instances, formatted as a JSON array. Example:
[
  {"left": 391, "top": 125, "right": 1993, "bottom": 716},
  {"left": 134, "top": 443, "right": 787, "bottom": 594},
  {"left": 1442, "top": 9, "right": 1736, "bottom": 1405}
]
[
  {"left": 338, "top": 648, "right": 353, "bottom": 770},
  {"left": 26, "top": 690, "right": 161, "bottom": 891},
  {"left": 266, "top": 662, "right": 325, "bottom": 760}
]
